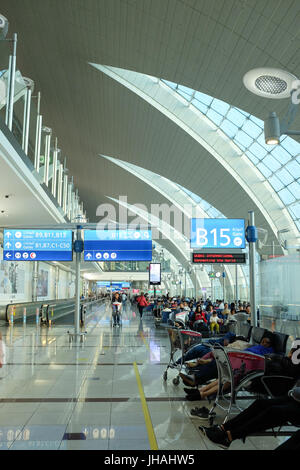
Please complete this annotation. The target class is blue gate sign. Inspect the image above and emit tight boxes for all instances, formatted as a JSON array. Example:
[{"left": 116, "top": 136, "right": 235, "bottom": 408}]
[
  {"left": 84, "top": 230, "right": 152, "bottom": 261},
  {"left": 111, "top": 282, "right": 123, "bottom": 290},
  {"left": 3, "top": 229, "right": 73, "bottom": 261},
  {"left": 191, "top": 219, "right": 245, "bottom": 249},
  {"left": 96, "top": 281, "right": 111, "bottom": 288}
]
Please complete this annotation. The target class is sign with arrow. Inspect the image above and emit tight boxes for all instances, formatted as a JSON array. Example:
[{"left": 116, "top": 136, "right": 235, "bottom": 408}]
[{"left": 3, "top": 229, "right": 73, "bottom": 261}]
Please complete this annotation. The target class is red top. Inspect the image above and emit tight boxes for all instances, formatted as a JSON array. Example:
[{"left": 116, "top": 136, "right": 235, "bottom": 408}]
[{"left": 137, "top": 296, "right": 149, "bottom": 307}]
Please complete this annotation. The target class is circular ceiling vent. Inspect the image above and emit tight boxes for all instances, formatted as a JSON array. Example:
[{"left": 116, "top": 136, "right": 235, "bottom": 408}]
[{"left": 243, "top": 68, "right": 298, "bottom": 99}]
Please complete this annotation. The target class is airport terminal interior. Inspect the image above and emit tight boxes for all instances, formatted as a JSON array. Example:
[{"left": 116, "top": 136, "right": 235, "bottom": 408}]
[{"left": 0, "top": 0, "right": 299, "bottom": 451}]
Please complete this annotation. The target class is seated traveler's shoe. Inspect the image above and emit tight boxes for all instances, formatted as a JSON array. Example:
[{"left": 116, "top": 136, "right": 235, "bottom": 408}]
[
  {"left": 199, "top": 426, "right": 231, "bottom": 449},
  {"left": 179, "top": 372, "right": 196, "bottom": 387},
  {"left": 190, "top": 407, "right": 216, "bottom": 420}
]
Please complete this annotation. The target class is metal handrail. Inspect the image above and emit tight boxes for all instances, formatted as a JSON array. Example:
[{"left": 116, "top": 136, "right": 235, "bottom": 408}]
[{"left": 3, "top": 296, "right": 105, "bottom": 323}]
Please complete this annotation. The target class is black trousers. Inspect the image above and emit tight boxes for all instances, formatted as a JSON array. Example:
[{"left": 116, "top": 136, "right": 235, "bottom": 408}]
[
  {"left": 138, "top": 305, "right": 144, "bottom": 317},
  {"left": 223, "top": 397, "right": 300, "bottom": 440}
]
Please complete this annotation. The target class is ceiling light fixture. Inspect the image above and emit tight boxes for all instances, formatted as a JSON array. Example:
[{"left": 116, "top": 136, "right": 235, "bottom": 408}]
[{"left": 243, "top": 67, "right": 300, "bottom": 145}]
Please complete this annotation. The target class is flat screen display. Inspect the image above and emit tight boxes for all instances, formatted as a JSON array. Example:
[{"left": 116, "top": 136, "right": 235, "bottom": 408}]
[
  {"left": 149, "top": 263, "right": 161, "bottom": 285},
  {"left": 3, "top": 229, "right": 73, "bottom": 261},
  {"left": 190, "top": 219, "right": 245, "bottom": 250},
  {"left": 192, "top": 252, "right": 246, "bottom": 264}
]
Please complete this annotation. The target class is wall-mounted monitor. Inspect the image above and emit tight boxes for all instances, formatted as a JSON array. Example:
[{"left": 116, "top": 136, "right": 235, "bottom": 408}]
[{"left": 149, "top": 263, "right": 161, "bottom": 285}]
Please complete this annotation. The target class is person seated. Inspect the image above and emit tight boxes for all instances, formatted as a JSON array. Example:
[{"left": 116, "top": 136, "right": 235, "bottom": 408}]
[
  {"left": 205, "top": 304, "right": 214, "bottom": 321},
  {"left": 199, "top": 382, "right": 300, "bottom": 449},
  {"left": 209, "top": 311, "right": 223, "bottom": 334},
  {"left": 189, "top": 305, "right": 207, "bottom": 323},
  {"left": 183, "top": 301, "right": 191, "bottom": 312},
  {"left": 161, "top": 303, "right": 173, "bottom": 323},
  {"left": 153, "top": 301, "right": 163, "bottom": 319},
  {"left": 181, "top": 335, "right": 274, "bottom": 393},
  {"left": 246, "top": 339, "right": 300, "bottom": 394},
  {"left": 175, "top": 331, "right": 237, "bottom": 367},
  {"left": 222, "top": 303, "right": 231, "bottom": 317},
  {"left": 225, "top": 307, "right": 237, "bottom": 325},
  {"left": 174, "top": 302, "right": 184, "bottom": 313}
]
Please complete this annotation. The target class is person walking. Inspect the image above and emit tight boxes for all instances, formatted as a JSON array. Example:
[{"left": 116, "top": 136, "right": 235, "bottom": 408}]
[{"left": 136, "top": 292, "right": 149, "bottom": 319}]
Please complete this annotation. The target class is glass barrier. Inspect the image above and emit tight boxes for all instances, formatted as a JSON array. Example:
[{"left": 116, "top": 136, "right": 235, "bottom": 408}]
[{"left": 101, "top": 260, "right": 171, "bottom": 272}]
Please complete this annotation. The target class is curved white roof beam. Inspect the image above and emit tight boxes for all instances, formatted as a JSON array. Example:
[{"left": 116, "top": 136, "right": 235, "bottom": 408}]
[
  {"left": 90, "top": 64, "right": 299, "bottom": 247},
  {"left": 107, "top": 196, "right": 209, "bottom": 290},
  {"left": 101, "top": 154, "right": 239, "bottom": 292}
]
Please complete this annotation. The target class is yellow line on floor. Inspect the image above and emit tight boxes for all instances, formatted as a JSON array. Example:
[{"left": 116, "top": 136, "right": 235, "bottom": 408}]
[
  {"left": 139, "top": 332, "right": 150, "bottom": 351},
  {"left": 133, "top": 361, "right": 158, "bottom": 450}
]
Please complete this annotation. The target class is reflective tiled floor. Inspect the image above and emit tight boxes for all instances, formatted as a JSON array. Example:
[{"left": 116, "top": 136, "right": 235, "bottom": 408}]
[{"left": 0, "top": 302, "right": 289, "bottom": 450}]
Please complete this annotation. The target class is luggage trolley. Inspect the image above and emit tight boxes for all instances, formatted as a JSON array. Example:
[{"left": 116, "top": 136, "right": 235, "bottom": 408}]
[
  {"left": 111, "top": 301, "right": 122, "bottom": 327},
  {"left": 163, "top": 328, "right": 202, "bottom": 385}
]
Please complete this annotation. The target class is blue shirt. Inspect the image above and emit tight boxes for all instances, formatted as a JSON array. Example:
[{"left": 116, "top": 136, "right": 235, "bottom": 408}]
[{"left": 245, "top": 344, "right": 274, "bottom": 356}]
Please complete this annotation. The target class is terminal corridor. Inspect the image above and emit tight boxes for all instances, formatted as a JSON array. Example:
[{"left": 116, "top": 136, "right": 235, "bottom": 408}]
[{"left": 0, "top": 302, "right": 287, "bottom": 450}]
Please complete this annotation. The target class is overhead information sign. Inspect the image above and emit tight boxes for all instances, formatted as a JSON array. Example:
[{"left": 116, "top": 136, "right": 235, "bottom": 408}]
[
  {"left": 96, "top": 281, "right": 111, "bottom": 288},
  {"left": 84, "top": 230, "right": 152, "bottom": 261},
  {"left": 3, "top": 229, "right": 73, "bottom": 261},
  {"left": 191, "top": 219, "right": 245, "bottom": 250},
  {"left": 193, "top": 252, "right": 246, "bottom": 264}
]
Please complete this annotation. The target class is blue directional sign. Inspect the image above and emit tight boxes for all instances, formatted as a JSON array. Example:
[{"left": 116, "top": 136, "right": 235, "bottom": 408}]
[
  {"left": 84, "top": 230, "right": 152, "bottom": 262},
  {"left": 3, "top": 229, "right": 73, "bottom": 261},
  {"left": 96, "top": 281, "right": 111, "bottom": 288},
  {"left": 191, "top": 219, "right": 245, "bottom": 250},
  {"left": 111, "top": 282, "right": 123, "bottom": 290}
]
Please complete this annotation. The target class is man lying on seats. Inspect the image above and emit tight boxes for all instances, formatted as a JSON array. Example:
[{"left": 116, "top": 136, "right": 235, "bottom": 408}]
[
  {"left": 199, "top": 380, "right": 300, "bottom": 449},
  {"left": 190, "top": 340, "right": 300, "bottom": 423},
  {"left": 180, "top": 334, "right": 274, "bottom": 393}
]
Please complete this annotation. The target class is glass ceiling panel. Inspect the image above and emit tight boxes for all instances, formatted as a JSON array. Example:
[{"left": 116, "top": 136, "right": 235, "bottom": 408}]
[
  {"left": 257, "top": 162, "right": 272, "bottom": 178},
  {"left": 268, "top": 174, "right": 285, "bottom": 192},
  {"left": 234, "top": 129, "right": 253, "bottom": 148},
  {"left": 278, "top": 188, "right": 296, "bottom": 205},
  {"left": 211, "top": 98, "right": 230, "bottom": 115},
  {"left": 247, "top": 142, "right": 267, "bottom": 160},
  {"left": 276, "top": 168, "right": 295, "bottom": 186},
  {"left": 245, "top": 150, "right": 259, "bottom": 165},
  {"left": 193, "top": 90, "right": 213, "bottom": 106},
  {"left": 192, "top": 99, "right": 208, "bottom": 113},
  {"left": 262, "top": 154, "right": 282, "bottom": 172},
  {"left": 241, "top": 119, "right": 262, "bottom": 139},
  {"left": 289, "top": 204, "right": 300, "bottom": 219},
  {"left": 226, "top": 108, "right": 247, "bottom": 127},
  {"left": 220, "top": 119, "right": 238, "bottom": 138},
  {"left": 160, "top": 78, "right": 300, "bottom": 234},
  {"left": 178, "top": 84, "right": 194, "bottom": 96},
  {"left": 288, "top": 182, "right": 300, "bottom": 199},
  {"left": 206, "top": 108, "right": 223, "bottom": 126}
]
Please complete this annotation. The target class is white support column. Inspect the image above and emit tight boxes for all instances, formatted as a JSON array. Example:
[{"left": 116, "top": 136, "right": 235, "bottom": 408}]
[
  {"left": 22, "top": 81, "right": 33, "bottom": 154},
  {"left": 34, "top": 92, "right": 42, "bottom": 172},
  {"left": 57, "top": 162, "right": 63, "bottom": 206},
  {"left": 5, "top": 33, "right": 17, "bottom": 131}
]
